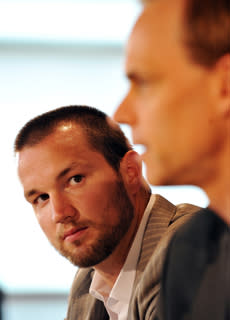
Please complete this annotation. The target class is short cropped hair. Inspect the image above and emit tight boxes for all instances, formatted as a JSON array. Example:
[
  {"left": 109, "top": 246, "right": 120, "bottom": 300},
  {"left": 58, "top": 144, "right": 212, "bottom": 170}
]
[
  {"left": 14, "top": 105, "right": 132, "bottom": 172},
  {"left": 142, "top": 0, "right": 230, "bottom": 67}
]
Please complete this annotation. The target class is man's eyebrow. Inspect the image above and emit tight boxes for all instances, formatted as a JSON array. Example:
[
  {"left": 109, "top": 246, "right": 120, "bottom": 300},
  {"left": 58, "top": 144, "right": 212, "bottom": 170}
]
[
  {"left": 24, "top": 163, "right": 81, "bottom": 201},
  {"left": 56, "top": 162, "right": 84, "bottom": 180},
  {"left": 25, "top": 189, "right": 37, "bottom": 201},
  {"left": 24, "top": 168, "right": 71, "bottom": 201},
  {"left": 57, "top": 167, "right": 71, "bottom": 180}
]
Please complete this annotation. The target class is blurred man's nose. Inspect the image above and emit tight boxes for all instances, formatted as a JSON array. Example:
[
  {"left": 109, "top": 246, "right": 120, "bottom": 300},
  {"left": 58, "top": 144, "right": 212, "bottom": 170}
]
[{"left": 114, "top": 94, "right": 136, "bottom": 125}]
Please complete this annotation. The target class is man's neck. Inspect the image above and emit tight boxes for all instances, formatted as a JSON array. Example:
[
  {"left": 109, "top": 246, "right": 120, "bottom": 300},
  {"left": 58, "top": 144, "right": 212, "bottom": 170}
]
[
  {"left": 204, "top": 166, "right": 230, "bottom": 225},
  {"left": 201, "top": 137, "right": 230, "bottom": 225},
  {"left": 94, "top": 216, "right": 142, "bottom": 288}
]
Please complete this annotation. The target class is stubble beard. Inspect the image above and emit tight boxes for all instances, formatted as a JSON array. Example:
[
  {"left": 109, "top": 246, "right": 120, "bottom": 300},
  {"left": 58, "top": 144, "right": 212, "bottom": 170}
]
[{"left": 54, "top": 178, "right": 134, "bottom": 268}]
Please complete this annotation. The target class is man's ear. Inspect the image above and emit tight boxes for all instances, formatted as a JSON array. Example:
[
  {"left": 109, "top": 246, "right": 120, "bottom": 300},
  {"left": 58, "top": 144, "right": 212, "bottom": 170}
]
[
  {"left": 216, "top": 54, "right": 230, "bottom": 117},
  {"left": 119, "top": 150, "right": 143, "bottom": 194}
]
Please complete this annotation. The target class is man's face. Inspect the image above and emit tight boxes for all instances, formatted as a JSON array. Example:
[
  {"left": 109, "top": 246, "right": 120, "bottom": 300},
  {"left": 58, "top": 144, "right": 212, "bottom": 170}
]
[
  {"left": 114, "top": 0, "right": 222, "bottom": 186},
  {"left": 18, "top": 124, "right": 134, "bottom": 268}
]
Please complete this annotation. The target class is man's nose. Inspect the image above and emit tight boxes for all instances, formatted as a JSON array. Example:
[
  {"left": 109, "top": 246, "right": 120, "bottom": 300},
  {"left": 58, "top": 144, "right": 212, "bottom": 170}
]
[
  {"left": 50, "top": 193, "right": 78, "bottom": 223},
  {"left": 114, "top": 94, "right": 136, "bottom": 125}
]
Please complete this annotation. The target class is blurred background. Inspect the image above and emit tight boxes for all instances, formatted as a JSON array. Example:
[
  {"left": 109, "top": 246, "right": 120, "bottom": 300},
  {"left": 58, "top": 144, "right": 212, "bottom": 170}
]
[{"left": 0, "top": 0, "right": 208, "bottom": 319}]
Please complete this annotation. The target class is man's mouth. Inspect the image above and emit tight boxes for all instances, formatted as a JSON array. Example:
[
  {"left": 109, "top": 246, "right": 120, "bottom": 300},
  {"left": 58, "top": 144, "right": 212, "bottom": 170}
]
[{"left": 63, "top": 226, "right": 88, "bottom": 242}]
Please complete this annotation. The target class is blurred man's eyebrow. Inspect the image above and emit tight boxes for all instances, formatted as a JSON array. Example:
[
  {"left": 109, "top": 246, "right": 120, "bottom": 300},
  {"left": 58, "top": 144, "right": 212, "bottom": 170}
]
[
  {"left": 126, "top": 70, "right": 135, "bottom": 79},
  {"left": 126, "top": 71, "right": 140, "bottom": 82}
]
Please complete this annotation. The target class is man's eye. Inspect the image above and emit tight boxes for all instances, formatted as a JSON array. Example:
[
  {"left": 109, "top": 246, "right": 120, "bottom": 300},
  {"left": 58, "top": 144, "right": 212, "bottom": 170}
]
[
  {"left": 69, "top": 175, "right": 84, "bottom": 185},
  {"left": 34, "top": 193, "right": 49, "bottom": 205}
]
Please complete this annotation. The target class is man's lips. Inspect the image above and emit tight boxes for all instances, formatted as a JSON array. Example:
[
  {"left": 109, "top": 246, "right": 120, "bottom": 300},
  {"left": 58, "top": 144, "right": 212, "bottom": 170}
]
[{"left": 63, "top": 226, "right": 88, "bottom": 242}]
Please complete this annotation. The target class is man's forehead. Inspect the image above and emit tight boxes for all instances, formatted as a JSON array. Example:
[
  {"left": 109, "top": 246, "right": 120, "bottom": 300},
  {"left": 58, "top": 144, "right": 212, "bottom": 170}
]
[
  {"left": 125, "top": 0, "right": 186, "bottom": 67},
  {"left": 129, "top": 0, "right": 185, "bottom": 39},
  {"left": 17, "top": 123, "right": 89, "bottom": 165},
  {"left": 39, "top": 121, "right": 89, "bottom": 148}
]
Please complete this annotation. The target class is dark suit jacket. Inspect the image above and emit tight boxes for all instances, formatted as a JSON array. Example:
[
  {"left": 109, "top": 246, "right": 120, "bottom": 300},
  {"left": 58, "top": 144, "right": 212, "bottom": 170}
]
[
  {"left": 65, "top": 195, "right": 200, "bottom": 320},
  {"left": 157, "top": 208, "right": 230, "bottom": 320}
]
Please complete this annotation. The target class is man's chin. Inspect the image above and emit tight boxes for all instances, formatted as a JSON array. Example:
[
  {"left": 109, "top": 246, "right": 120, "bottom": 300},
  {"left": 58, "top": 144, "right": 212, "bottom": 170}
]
[{"left": 57, "top": 243, "right": 110, "bottom": 268}]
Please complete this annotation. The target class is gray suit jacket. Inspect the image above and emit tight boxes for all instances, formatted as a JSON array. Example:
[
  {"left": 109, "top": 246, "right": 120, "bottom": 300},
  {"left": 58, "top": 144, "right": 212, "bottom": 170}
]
[{"left": 66, "top": 195, "right": 200, "bottom": 320}]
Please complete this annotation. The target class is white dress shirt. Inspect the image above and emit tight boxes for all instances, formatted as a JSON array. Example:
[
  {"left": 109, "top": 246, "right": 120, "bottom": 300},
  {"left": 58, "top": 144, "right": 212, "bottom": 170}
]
[{"left": 89, "top": 194, "right": 156, "bottom": 320}]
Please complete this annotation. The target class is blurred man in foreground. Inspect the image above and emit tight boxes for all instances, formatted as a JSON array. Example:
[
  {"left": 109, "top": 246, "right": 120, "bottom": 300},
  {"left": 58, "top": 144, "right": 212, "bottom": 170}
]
[{"left": 114, "top": 0, "right": 230, "bottom": 318}]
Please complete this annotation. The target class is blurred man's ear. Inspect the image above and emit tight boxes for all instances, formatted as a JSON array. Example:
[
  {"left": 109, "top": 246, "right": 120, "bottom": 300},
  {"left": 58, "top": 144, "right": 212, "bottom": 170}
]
[
  {"left": 217, "top": 54, "right": 230, "bottom": 117},
  {"left": 119, "top": 150, "right": 143, "bottom": 194}
]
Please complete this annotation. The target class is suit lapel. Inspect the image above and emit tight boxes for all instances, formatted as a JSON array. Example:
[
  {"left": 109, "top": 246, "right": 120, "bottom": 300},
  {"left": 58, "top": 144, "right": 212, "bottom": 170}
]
[
  {"left": 134, "top": 194, "right": 176, "bottom": 287},
  {"left": 67, "top": 268, "right": 109, "bottom": 320}
]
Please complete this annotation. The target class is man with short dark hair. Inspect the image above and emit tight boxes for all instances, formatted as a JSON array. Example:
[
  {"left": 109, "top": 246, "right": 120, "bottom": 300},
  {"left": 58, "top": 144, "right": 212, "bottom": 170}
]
[
  {"left": 15, "top": 105, "right": 199, "bottom": 319},
  {"left": 114, "top": 0, "right": 230, "bottom": 319}
]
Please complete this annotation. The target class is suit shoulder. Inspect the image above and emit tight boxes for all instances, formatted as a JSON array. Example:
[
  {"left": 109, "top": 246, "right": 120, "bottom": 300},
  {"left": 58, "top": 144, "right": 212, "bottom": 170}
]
[
  {"left": 170, "top": 207, "right": 224, "bottom": 249},
  {"left": 172, "top": 203, "right": 201, "bottom": 222}
]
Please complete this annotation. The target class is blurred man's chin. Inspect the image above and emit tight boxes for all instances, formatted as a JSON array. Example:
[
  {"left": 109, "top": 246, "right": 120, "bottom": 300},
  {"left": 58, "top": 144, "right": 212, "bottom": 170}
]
[
  {"left": 146, "top": 165, "right": 171, "bottom": 187},
  {"left": 146, "top": 169, "right": 161, "bottom": 186}
]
